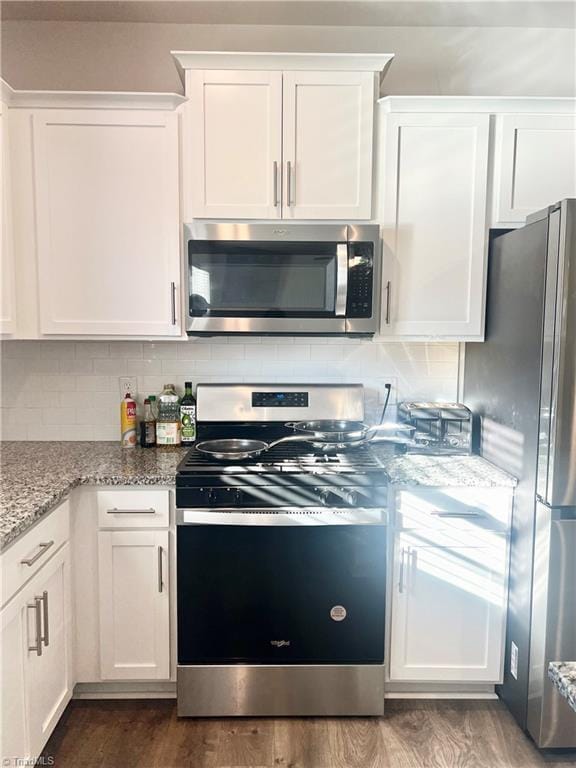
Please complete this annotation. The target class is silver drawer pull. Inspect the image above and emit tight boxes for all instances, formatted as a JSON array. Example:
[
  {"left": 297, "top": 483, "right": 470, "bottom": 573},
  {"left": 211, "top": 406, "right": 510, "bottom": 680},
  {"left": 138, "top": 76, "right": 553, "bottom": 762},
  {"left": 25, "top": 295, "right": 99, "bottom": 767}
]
[
  {"left": 106, "top": 508, "right": 156, "bottom": 515},
  {"left": 20, "top": 540, "right": 54, "bottom": 567},
  {"left": 398, "top": 546, "right": 407, "bottom": 593},
  {"left": 41, "top": 590, "right": 49, "bottom": 647},
  {"left": 430, "top": 511, "right": 482, "bottom": 518},
  {"left": 28, "top": 597, "right": 43, "bottom": 656},
  {"left": 158, "top": 545, "right": 163, "bottom": 593}
]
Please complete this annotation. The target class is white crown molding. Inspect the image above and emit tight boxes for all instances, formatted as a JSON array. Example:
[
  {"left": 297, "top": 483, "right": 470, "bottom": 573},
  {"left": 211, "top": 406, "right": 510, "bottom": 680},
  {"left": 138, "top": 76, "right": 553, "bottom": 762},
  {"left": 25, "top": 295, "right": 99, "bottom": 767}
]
[
  {"left": 378, "top": 95, "right": 576, "bottom": 114},
  {"left": 171, "top": 51, "right": 394, "bottom": 83},
  {"left": 0, "top": 79, "right": 185, "bottom": 110}
]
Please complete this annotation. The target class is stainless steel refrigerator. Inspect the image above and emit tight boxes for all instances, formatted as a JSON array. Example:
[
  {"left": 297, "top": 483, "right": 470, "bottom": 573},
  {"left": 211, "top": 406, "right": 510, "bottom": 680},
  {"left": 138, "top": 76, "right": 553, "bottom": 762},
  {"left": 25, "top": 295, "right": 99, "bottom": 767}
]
[{"left": 464, "top": 199, "right": 576, "bottom": 748}]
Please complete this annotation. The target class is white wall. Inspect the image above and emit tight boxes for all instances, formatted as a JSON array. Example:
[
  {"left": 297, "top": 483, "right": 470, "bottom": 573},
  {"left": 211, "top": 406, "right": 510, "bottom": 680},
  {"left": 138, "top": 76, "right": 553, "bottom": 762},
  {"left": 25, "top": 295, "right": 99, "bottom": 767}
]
[
  {"left": 2, "top": 20, "right": 575, "bottom": 95},
  {"left": 0, "top": 338, "right": 459, "bottom": 440}
]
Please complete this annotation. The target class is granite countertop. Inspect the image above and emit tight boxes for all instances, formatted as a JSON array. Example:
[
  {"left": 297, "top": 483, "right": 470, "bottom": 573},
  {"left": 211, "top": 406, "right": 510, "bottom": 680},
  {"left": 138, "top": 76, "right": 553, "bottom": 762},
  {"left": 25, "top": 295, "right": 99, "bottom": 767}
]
[
  {"left": 549, "top": 662, "right": 576, "bottom": 714},
  {"left": 1, "top": 442, "right": 188, "bottom": 551},
  {"left": 380, "top": 453, "right": 517, "bottom": 488},
  {"left": 0, "top": 441, "right": 516, "bottom": 552}
]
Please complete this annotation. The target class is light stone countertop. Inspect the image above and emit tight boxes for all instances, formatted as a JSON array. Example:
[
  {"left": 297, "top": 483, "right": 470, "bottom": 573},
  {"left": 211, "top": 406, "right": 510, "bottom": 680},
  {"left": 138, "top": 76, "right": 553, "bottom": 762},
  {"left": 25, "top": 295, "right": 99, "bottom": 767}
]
[
  {"left": 548, "top": 662, "right": 576, "bottom": 714},
  {"left": 0, "top": 441, "right": 516, "bottom": 552}
]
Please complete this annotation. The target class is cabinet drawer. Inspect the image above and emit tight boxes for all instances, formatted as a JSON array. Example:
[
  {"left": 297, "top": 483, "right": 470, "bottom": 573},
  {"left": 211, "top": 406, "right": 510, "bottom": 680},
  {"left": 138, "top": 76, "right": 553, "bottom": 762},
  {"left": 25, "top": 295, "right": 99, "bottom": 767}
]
[
  {"left": 395, "top": 487, "right": 513, "bottom": 532},
  {"left": 1, "top": 499, "right": 70, "bottom": 608},
  {"left": 97, "top": 489, "right": 170, "bottom": 529}
]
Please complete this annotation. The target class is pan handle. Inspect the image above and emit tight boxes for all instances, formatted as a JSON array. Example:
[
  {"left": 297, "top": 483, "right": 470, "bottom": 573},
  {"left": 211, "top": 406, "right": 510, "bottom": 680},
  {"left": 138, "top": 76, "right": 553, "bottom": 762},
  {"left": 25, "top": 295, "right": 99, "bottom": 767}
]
[{"left": 266, "top": 435, "right": 314, "bottom": 450}]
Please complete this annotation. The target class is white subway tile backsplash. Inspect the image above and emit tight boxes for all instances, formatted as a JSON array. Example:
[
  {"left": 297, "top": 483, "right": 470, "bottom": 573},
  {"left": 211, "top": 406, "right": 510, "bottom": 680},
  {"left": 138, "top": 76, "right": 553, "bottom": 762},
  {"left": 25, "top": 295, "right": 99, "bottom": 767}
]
[
  {"left": 142, "top": 342, "right": 177, "bottom": 360},
  {"left": 94, "top": 358, "right": 126, "bottom": 375},
  {"left": 109, "top": 342, "right": 143, "bottom": 359},
  {"left": 1, "top": 338, "right": 460, "bottom": 440},
  {"left": 176, "top": 342, "right": 212, "bottom": 360},
  {"left": 75, "top": 342, "right": 110, "bottom": 358},
  {"left": 126, "top": 359, "right": 162, "bottom": 376},
  {"left": 211, "top": 344, "right": 244, "bottom": 360}
]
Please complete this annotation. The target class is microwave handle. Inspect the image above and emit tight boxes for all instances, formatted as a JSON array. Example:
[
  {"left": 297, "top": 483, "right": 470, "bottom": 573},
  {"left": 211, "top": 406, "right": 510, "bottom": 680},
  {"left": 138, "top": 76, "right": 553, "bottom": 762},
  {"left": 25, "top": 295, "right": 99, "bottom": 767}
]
[{"left": 335, "top": 244, "right": 348, "bottom": 317}]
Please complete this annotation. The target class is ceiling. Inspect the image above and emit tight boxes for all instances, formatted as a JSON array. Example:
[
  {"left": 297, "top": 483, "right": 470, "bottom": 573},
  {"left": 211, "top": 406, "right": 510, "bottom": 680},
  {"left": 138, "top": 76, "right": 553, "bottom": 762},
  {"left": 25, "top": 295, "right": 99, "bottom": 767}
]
[{"left": 1, "top": 0, "right": 574, "bottom": 27}]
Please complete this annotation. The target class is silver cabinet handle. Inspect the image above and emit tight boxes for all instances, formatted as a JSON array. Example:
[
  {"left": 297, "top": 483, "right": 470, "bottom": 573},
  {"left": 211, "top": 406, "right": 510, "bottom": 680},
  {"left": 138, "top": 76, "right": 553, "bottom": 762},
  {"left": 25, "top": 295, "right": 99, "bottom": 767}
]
[
  {"left": 106, "top": 507, "right": 155, "bottom": 515},
  {"left": 273, "top": 161, "right": 279, "bottom": 207},
  {"left": 20, "top": 540, "right": 54, "bottom": 567},
  {"left": 157, "top": 545, "right": 163, "bottom": 593},
  {"left": 385, "top": 280, "right": 391, "bottom": 325},
  {"left": 398, "top": 546, "right": 407, "bottom": 593},
  {"left": 28, "top": 597, "right": 43, "bottom": 656},
  {"left": 430, "top": 511, "right": 482, "bottom": 519},
  {"left": 170, "top": 282, "right": 177, "bottom": 326},
  {"left": 41, "top": 590, "right": 49, "bottom": 647},
  {"left": 286, "top": 161, "right": 292, "bottom": 207}
]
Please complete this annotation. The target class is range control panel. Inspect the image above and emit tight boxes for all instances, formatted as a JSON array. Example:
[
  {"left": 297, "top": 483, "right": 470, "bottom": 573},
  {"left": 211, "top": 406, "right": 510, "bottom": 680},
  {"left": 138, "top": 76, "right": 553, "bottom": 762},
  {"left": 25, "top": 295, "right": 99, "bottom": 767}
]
[
  {"left": 252, "top": 391, "right": 309, "bottom": 408},
  {"left": 346, "top": 243, "right": 374, "bottom": 318}
]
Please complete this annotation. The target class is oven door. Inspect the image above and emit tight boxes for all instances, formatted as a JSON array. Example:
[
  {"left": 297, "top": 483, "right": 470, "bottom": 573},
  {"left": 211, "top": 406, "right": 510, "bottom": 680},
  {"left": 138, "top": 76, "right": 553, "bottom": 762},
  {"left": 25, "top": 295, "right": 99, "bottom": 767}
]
[
  {"left": 185, "top": 224, "right": 349, "bottom": 334},
  {"left": 177, "top": 515, "right": 386, "bottom": 665}
]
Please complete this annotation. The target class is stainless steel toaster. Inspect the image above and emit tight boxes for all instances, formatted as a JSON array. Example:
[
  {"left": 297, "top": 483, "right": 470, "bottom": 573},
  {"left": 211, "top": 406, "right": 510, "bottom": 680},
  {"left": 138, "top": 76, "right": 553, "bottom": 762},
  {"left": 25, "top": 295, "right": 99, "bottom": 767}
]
[{"left": 397, "top": 401, "right": 472, "bottom": 454}]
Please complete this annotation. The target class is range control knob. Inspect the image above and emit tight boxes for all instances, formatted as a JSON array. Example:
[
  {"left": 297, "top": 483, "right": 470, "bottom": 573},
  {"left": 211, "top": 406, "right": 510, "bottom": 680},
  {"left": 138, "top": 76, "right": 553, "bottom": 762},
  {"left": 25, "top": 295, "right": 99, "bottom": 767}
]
[
  {"left": 231, "top": 488, "right": 243, "bottom": 505},
  {"left": 206, "top": 488, "right": 217, "bottom": 504},
  {"left": 345, "top": 490, "right": 359, "bottom": 507},
  {"left": 317, "top": 488, "right": 330, "bottom": 506}
]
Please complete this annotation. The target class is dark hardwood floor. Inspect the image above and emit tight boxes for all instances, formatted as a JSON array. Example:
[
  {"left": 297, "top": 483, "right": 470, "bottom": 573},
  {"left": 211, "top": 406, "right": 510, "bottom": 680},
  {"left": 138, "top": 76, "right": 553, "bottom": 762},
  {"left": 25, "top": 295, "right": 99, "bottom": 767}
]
[{"left": 42, "top": 699, "right": 576, "bottom": 768}]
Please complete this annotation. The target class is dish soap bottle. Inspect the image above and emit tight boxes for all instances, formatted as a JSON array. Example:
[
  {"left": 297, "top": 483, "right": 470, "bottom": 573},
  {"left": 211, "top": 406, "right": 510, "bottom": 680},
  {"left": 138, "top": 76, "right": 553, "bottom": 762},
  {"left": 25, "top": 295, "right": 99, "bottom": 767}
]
[
  {"left": 140, "top": 397, "right": 157, "bottom": 448},
  {"left": 180, "top": 381, "right": 197, "bottom": 444},
  {"left": 156, "top": 384, "right": 181, "bottom": 446},
  {"left": 120, "top": 392, "right": 137, "bottom": 448}
]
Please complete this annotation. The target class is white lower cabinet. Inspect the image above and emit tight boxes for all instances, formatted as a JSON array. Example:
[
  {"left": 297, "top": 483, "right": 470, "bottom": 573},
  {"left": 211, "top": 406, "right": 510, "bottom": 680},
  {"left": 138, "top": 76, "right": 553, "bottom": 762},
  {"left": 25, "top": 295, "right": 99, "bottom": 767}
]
[
  {"left": 98, "top": 529, "right": 170, "bottom": 680},
  {"left": 0, "top": 542, "right": 73, "bottom": 762},
  {"left": 389, "top": 528, "right": 508, "bottom": 683}
]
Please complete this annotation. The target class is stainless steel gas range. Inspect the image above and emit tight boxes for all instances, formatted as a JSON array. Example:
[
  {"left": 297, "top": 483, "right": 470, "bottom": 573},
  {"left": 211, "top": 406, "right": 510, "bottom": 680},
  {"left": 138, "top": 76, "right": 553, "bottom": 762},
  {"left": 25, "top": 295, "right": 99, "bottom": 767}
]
[{"left": 175, "top": 384, "right": 390, "bottom": 717}]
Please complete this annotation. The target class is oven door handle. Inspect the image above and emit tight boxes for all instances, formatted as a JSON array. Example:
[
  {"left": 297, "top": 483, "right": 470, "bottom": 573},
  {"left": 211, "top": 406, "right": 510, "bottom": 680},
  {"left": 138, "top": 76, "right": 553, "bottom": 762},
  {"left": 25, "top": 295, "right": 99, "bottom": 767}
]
[{"left": 335, "top": 243, "right": 348, "bottom": 317}]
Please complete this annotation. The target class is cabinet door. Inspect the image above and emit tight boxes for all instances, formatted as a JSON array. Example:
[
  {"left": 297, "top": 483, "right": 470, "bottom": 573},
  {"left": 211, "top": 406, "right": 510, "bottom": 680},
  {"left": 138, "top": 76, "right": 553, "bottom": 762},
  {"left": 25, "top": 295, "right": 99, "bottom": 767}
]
[
  {"left": 98, "top": 530, "right": 169, "bottom": 680},
  {"left": 389, "top": 530, "right": 507, "bottom": 682},
  {"left": 33, "top": 110, "right": 181, "bottom": 336},
  {"left": 24, "top": 543, "right": 73, "bottom": 759},
  {"left": 282, "top": 71, "right": 374, "bottom": 220},
  {"left": 380, "top": 113, "right": 489, "bottom": 340},
  {"left": 0, "top": 590, "right": 29, "bottom": 762},
  {"left": 0, "top": 101, "right": 16, "bottom": 335},
  {"left": 495, "top": 114, "right": 576, "bottom": 225},
  {"left": 188, "top": 70, "right": 282, "bottom": 219}
]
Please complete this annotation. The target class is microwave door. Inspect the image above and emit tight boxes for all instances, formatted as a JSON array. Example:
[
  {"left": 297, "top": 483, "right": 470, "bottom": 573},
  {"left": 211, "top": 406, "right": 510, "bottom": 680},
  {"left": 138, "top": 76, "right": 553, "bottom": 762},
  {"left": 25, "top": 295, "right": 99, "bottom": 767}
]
[{"left": 187, "top": 239, "right": 347, "bottom": 334}]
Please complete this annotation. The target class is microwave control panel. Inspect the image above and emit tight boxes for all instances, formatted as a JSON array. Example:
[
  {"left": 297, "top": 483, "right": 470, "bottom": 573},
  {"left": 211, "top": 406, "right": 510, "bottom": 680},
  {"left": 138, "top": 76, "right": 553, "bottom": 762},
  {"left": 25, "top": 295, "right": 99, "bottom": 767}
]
[{"left": 346, "top": 243, "right": 374, "bottom": 318}]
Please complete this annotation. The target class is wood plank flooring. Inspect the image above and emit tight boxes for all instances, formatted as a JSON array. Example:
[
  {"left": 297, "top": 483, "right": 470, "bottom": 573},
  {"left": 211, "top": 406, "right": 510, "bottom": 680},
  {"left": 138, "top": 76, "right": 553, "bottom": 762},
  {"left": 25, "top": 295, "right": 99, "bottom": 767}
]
[{"left": 42, "top": 699, "right": 576, "bottom": 768}]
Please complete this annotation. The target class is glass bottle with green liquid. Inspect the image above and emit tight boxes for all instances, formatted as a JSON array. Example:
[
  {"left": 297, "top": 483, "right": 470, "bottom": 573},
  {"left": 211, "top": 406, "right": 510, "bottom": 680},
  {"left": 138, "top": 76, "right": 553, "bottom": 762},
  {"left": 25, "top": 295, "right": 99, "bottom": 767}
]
[{"left": 180, "top": 381, "right": 197, "bottom": 444}]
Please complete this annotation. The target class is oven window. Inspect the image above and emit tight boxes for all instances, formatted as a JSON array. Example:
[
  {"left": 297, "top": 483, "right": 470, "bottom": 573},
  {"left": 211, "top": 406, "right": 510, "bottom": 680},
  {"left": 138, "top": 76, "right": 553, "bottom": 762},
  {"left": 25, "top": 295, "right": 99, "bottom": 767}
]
[{"left": 188, "top": 241, "right": 340, "bottom": 316}]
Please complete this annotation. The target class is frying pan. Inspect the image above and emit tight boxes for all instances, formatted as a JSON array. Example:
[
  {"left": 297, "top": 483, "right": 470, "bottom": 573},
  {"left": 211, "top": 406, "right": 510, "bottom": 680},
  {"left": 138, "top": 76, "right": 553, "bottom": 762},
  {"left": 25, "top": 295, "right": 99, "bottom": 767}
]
[
  {"left": 194, "top": 435, "right": 309, "bottom": 461},
  {"left": 285, "top": 420, "right": 414, "bottom": 444}
]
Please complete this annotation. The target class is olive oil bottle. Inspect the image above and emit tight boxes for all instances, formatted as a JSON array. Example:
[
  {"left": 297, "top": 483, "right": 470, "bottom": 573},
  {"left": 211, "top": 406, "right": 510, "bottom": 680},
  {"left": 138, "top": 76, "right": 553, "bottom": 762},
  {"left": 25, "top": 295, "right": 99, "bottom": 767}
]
[{"left": 180, "top": 381, "right": 197, "bottom": 444}]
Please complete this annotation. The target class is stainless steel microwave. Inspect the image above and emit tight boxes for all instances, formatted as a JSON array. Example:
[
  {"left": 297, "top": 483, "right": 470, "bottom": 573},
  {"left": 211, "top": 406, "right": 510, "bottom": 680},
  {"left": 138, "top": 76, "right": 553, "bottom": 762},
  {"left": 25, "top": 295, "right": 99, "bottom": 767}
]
[{"left": 184, "top": 223, "right": 380, "bottom": 336}]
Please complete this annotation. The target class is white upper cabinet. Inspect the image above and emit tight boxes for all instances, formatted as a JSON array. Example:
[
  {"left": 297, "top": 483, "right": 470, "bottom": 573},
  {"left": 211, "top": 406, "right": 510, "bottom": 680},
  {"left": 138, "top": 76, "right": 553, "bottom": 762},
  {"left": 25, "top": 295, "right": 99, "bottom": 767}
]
[
  {"left": 380, "top": 112, "right": 490, "bottom": 340},
  {"left": 188, "top": 71, "right": 282, "bottom": 219},
  {"left": 33, "top": 109, "right": 181, "bottom": 336},
  {"left": 282, "top": 72, "right": 374, "bottom": 220},
  {"left": 0, "top": 101, "right": 16, "bottom": 335},
  {"left": 178, "top": 54, "right": 391, "bottom": 221},
  {"left": 494, "top": 113, "right": 576, "bottom": 225}
]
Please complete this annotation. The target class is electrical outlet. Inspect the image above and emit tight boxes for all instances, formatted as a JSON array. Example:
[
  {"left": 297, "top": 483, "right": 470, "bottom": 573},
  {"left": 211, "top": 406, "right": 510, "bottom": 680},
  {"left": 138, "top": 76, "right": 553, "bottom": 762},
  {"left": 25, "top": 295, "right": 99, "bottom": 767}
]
[
  {"left": 119, "top": 377, "right": 138, "bottom": 399},
  {"left": 510, "top": 641, "right": 518, "bottom": 680}
]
